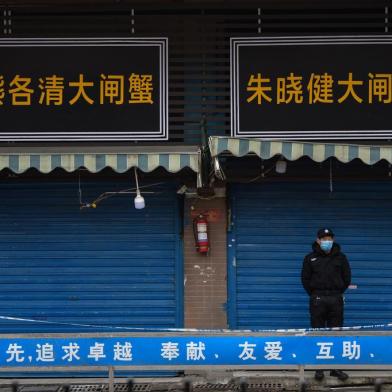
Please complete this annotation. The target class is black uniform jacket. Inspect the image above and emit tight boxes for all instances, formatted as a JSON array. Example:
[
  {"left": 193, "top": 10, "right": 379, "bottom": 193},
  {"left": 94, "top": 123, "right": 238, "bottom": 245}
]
[{"left": 301, "top": 242, "right": 351, "bottom": 296}]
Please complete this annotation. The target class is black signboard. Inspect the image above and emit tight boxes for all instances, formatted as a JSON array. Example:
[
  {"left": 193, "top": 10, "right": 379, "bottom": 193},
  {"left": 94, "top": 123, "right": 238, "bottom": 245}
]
[
  {"left": 0, "top": 38, "right": 168, "bottom": 141},
  {"left": 231, "top": 36, "right": 392, "bottom": 140}
]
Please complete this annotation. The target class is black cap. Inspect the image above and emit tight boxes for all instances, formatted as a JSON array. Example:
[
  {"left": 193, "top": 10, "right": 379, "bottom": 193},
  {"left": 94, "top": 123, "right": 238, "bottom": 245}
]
[{"left": 317, "top": 228, "right": 334, "bottom": 239}]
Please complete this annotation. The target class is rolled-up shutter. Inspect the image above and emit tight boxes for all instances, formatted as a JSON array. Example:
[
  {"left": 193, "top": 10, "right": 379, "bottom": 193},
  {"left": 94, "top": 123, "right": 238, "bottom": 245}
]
[
  {"left": 229, "top": 181, "right": 392, "bottom": 330},
  {"left": 0, "top": 180, "right": 182, "bottom": 332}
]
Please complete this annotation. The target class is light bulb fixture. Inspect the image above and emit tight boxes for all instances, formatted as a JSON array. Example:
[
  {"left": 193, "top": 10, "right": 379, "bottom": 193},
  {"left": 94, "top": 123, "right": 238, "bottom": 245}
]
[
  {"left": 134, "top": 191, "right": 145, "bottom": 209},
  {"left": 275, "top": 157, "right": 287, "bottom": 174},
  {"left": 134, "top": 167, "right": 146, "bottom": 209}
]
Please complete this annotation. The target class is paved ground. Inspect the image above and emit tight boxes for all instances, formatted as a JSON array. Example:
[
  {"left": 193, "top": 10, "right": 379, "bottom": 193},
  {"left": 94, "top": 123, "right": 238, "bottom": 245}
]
[{"left": 0, "top": 371, "right": 391, "bottom": 392}]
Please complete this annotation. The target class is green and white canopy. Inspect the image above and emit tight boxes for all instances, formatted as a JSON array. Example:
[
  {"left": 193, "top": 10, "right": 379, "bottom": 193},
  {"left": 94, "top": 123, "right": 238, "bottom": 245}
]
[
  {"left": 0, "top": 146, "right": 201, "bottom": 174},
  {"left": 210, "top": 136, "right": 392, "bottom": 165}
]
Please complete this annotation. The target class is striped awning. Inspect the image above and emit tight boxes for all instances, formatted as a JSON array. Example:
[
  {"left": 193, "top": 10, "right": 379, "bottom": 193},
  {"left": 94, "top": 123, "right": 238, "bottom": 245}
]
[
  {"left": 209, "top": 136, "right": 392, "bottom": 165},
  {"left": 0, "top": 146, "right": 201, "bottom": 174}
]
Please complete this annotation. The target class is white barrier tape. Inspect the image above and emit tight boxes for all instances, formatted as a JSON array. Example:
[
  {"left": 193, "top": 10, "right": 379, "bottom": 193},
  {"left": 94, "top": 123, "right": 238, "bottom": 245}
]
[
  {"left": 0, "top": 315, "right": 203, "bottom": 332},
  {"left": 0, "top": 315, "right": 391, "bottom": 334}
]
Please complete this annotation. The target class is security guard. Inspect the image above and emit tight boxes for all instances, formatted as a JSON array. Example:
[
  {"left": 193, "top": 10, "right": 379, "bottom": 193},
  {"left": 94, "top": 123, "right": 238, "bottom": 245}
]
[{"left": 301, "top": 228, "right": 351, "bottom": 381}]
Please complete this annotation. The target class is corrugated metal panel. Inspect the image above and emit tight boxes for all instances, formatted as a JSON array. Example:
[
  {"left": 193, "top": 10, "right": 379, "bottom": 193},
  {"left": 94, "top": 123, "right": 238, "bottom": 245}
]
[
  {"left": 229, "top": 181, "right": 392, "bottom": 330},
  {"left": 0, "top": 180, "right": 182, "bottom": 333}
]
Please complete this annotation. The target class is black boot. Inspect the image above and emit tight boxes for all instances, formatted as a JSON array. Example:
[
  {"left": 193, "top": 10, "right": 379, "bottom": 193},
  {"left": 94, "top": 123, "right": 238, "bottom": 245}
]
[
  {"left": 314, "top": 370, "right": 324, "bottom": 381},
  {"left": 330, "top": 369, "right": 348, "bottom": 381}
]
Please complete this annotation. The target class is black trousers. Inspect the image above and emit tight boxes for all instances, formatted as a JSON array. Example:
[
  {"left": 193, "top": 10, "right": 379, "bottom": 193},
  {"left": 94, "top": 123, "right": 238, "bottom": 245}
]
[{"left": 310, "top": 294, "right": 344, "bottom": 328}]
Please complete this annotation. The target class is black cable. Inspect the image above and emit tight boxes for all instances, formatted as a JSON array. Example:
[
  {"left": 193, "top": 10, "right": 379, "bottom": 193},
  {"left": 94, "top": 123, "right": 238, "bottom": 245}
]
[
  {"left": 375, "top": 379, "right": 383, "bottom": 392},
  {"left": 127, "top": 379, "right": 134, "bottom": 392},
  {"left": 240, "top": 377, "right": 248, "bottom": 392},
  {"left": 183, "top": 380, "right": 192, "bottom": 392}
]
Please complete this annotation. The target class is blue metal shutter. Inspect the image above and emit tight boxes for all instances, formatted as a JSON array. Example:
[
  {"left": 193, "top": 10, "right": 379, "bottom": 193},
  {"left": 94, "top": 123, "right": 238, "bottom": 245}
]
[
  {"left": 0, "top": 181, "right": 183, "bottom": 332},
  {"left": 229, "top": 181, "right": 392, "bottom": 330}
]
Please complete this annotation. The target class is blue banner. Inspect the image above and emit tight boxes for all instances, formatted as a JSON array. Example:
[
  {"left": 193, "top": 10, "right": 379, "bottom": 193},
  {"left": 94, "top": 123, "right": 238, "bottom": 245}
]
[{"left": 0, "top": 336, "right": 389, "bottom": 367}]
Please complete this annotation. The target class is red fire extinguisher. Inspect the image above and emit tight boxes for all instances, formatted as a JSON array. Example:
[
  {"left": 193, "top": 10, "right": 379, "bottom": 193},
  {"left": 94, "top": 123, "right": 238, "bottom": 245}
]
[{"left": 193, "top": 213, "right": 209, "bottom": 254}]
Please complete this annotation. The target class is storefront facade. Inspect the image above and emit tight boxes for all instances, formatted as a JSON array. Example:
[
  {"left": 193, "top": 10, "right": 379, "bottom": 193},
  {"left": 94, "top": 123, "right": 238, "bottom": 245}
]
[
  {"left": 211, "top": 136, "right": 392, "bottom": 329},
  {"left": 1, "top": 0, "right": 392, "bottom": 337}
]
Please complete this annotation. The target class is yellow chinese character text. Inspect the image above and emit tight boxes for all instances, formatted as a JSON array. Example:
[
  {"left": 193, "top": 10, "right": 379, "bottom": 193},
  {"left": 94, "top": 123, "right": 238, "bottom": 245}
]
[
  {"left": 100, "top": 74, "right": 124, "bottom": 105},
  {"left": 246, "top": 73, "right": 272, "bottom": 104},
  {"left": 0, "top": 76, "right": 4, "bottom": 105},
  {"left": 9, "top": 75, "right": 34, "bottom": 106},
  {"left": 277, "top": 73, "right": 303, "bottom": 104},
  {"left": 129, "top": 74, "right": 153, "bottom": 104},
  {"left": 369, "top": 73, "right": 392, "bottom": 103},
  {"left": 39, "top": 75, "right": 65, "bottom": 106},
  {"left": 307, "top": 73, "right": 334, "bottom": 104},
  {"left": 338, "top": 72, "right": 363, "bottom": 103},
  {"left": 69, "top": 74, "right": 94, "bottom": 105}
]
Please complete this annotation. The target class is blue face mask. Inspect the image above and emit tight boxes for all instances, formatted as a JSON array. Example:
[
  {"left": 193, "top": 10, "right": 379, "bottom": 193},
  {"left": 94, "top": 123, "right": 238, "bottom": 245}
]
[{"left": 320, "top": 240, "right": 333, "bottom": 253}]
